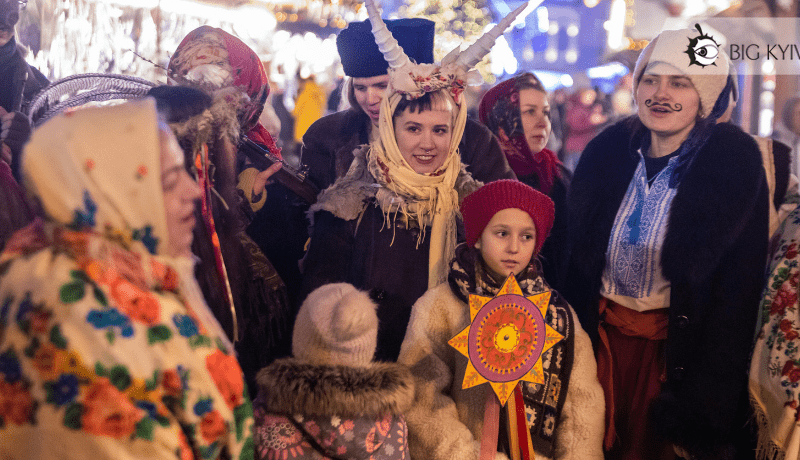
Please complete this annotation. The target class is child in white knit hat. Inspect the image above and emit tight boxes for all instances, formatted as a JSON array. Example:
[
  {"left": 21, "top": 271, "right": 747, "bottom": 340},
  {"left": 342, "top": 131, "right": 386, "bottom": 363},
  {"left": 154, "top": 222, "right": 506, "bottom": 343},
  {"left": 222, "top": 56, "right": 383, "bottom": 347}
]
[{"left": 252, "top": 283, "right": 414, "bottom": 460}]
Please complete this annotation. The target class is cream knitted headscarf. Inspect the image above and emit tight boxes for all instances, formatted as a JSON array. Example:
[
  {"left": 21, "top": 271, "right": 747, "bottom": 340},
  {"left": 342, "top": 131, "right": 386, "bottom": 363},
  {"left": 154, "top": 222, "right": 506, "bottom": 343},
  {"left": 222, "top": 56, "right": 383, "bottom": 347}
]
[{"left": 368, "top": 91, "right": 467, "bottom": 287}]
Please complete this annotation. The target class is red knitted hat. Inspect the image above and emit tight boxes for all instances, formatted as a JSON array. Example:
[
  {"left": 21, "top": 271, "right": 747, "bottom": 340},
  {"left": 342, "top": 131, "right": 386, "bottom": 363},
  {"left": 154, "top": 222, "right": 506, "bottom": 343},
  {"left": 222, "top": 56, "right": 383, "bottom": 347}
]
[{"left": 461, "top": 180, "right": 555, "bottom": 254}]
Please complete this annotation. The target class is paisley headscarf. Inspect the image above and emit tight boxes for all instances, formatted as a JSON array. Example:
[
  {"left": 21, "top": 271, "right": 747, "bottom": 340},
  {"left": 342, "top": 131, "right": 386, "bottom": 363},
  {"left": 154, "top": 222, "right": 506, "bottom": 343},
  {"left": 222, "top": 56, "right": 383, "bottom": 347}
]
[
  {"left": 168, "top": 25, "right": 282, "bottom": 159},
  {"left": 478, "top": 74, "right": 560, "bottom": 194}
]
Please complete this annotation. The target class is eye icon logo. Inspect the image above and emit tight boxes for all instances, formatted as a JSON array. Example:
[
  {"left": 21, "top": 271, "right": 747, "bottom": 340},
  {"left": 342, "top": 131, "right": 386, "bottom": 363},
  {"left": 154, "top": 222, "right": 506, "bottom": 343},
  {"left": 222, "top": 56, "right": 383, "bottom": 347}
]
[{"left": 685, "top": 23, "right": 720, "bottom": 67}]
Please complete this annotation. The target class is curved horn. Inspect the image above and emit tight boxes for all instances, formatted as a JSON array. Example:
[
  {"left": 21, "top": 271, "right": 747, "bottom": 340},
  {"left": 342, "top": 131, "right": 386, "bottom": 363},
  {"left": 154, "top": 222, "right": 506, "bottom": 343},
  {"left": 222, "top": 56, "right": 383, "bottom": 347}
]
[
  {"left": 365, "top": 0, "right": 412, "bottom": 70},
  {"left": 456, "top": 0, "right": 535, "bottom": 69}
]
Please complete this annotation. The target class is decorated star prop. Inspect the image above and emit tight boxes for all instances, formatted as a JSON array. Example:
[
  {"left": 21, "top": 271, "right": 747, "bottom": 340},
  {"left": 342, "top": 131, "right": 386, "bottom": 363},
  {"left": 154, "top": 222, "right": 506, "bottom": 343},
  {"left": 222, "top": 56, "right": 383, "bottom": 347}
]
[{"left": 448, "top": 274, "right": 564, "bottom": 406}]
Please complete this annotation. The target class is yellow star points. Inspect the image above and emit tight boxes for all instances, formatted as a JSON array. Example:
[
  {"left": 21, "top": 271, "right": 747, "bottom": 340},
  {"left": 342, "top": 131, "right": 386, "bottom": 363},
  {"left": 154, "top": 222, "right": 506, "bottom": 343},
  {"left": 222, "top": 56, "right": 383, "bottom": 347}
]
[{"left": 448, "top": 275, "right": 564, "bottom": 406}]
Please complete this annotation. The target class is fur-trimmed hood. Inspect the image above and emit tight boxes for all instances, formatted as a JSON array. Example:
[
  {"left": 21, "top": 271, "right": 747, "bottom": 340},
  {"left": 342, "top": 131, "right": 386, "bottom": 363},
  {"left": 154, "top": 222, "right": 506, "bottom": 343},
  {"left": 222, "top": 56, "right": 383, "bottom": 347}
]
[{"left": 254, "top": 358, "right": 415, "bottom": 417}]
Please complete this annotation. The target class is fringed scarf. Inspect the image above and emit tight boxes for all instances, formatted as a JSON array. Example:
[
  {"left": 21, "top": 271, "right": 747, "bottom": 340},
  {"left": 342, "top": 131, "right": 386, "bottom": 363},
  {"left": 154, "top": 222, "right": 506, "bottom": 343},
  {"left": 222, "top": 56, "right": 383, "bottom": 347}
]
[
  {"left": 367, "top": 91, "right": 467, "bottom": 287},
  {"left": 448, "top": 244, "right": 574, "bottom": 459},
  {"left": 168, "top": 95, "right": 242, "bottom": 341},
  {"left": 167, "top": 93, "right": 291, "bottom": 366}
]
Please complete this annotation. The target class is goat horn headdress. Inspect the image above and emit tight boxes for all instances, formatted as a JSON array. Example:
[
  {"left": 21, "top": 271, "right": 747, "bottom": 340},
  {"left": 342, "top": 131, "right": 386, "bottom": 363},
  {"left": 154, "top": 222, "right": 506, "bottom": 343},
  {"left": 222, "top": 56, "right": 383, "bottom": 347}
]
[
  {"left": 364, "top": 0, "right": 538, "bottom": 100},
  {"left": 366, "top": 0, "right": 412, "bottom": 71},
  {"left": 456, "top": 2, "right": 531, "bottom": 69}
]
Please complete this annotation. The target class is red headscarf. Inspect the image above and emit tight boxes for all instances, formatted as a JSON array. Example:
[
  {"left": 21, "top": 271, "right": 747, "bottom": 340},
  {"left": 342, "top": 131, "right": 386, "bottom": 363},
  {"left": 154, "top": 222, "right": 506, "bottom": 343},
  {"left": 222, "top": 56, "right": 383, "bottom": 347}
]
[
  {"left": 168, "top": 26, "right": 281, "bottom": 159},
  {"left": 478, "top": 74, "right": 559, "bottom": 194}
]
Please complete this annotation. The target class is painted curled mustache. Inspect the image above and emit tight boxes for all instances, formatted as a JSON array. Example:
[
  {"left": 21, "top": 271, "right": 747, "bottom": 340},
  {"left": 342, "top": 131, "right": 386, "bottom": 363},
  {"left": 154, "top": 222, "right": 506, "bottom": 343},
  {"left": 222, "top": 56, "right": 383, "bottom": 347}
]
[{"left": 645, "top": 99, "right": 683, "bottom": 112}]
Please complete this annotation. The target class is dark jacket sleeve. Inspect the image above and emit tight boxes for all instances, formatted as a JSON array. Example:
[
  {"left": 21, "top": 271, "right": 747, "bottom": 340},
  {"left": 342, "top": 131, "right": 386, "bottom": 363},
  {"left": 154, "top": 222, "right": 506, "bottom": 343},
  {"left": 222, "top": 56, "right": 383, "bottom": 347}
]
[
  {"left": 772, "top": 139, "right": 791, "bottom": 210},
  {"left": 460, "top": 118, "right": 516, "bottom": 182},
  {"left": 301, "top": 115, "right": 340, "bottom": 190},
  {"left": 535, "top": 166, "right": 571, "bottom": 293},
  {"left": 301, "top": 110, "right": 367, "bottom": 190},
  {"left": 300, "top": 210, "right": 355, "bottom": 299},
  {"left": 22, "top": 64, "right": 48, "bottom": 111}
]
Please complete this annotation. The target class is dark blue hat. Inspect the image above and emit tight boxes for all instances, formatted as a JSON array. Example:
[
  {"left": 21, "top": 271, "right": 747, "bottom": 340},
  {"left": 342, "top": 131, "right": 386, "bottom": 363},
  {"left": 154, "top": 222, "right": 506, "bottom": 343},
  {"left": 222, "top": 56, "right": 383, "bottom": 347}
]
[{"left": 337, "top": 18, "right": 435, "bottom": 78}]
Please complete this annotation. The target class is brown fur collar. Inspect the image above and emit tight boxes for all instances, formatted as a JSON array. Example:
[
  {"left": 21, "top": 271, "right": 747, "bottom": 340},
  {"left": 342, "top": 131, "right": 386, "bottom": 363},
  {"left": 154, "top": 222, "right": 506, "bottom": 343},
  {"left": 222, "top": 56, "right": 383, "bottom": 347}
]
[{"left": 254, "top": 358, "right": 415, "bottom": 417}]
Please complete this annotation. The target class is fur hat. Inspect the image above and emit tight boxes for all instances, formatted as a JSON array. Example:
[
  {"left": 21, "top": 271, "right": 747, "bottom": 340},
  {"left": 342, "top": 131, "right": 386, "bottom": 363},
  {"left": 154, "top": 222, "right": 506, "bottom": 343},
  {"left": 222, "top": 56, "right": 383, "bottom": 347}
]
[
  {"left": 336, "top": 18, "right": 435, "bottom": 78},
  {"left": 293, "top": 283, "right": 379, "bottom": 367},
  {"left": 461, "top": 180, "right": 555, "bottom": 254},
  {"left": 633, "top": 25, "right": 730, "bottom": 118}
]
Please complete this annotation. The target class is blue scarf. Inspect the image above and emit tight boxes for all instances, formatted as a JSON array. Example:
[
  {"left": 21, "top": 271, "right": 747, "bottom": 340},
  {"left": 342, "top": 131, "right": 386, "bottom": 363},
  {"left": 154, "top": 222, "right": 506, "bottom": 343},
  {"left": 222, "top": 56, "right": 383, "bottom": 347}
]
[{"left": 669, "top": 75, "right": 735, "bottom": 187}]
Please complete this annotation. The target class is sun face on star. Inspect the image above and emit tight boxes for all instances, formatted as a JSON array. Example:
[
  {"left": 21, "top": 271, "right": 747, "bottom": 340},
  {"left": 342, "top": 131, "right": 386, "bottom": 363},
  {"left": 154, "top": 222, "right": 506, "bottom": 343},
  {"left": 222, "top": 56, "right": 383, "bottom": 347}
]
[{"left": 448, "top": 274, "right": 564, "bottom": 406}]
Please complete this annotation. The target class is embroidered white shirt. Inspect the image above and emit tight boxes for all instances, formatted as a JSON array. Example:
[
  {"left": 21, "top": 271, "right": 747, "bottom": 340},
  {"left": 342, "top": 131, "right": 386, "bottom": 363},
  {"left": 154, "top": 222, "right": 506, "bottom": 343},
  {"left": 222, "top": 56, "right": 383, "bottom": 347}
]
[{"left": 600, "top": 151, "right": 679, "bottom": 312}]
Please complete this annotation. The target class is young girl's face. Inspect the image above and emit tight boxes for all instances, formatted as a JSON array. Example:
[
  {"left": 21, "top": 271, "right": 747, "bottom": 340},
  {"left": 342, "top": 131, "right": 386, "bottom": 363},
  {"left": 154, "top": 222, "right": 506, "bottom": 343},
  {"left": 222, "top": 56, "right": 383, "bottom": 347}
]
[{"left": 475, "top": 208, "right": 537, "bottom": 280}]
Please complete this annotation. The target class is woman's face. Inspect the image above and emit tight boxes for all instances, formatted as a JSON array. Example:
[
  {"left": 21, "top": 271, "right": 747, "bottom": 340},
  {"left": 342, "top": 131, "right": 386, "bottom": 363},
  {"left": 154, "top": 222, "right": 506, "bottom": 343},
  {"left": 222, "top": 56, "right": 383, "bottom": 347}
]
[
  {"left": 636, "top": 73, "right": 700, "bottom": 140},
  {"left": 518, "top": 88, "right": 551, "bottom": 154},
  {"left": 160, "top": 125, "right": 202, "bottom": 258},
  {"left": 352, "top": 74, "right": 390, "bottom": 126},
  {"left": 393, "top": 106, "right": 453, "bottom": 175}
]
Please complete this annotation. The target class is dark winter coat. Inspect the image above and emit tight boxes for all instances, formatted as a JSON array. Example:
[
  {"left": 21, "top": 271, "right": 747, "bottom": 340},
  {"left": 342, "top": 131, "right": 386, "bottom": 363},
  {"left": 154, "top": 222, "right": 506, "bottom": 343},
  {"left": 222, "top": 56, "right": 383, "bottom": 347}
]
[
  {"left": 1, "top": 40, "right": 48, "bottom": 114},
  {"left": 517, "top": 163, "right": 572, "bottom": 293},
  {"left": 562, "top": 117, "right": 769, "bottom": 459},
  {"left": 301, "top": 144, "right": 480, "bottom": 363},
  {"left": 301, "top": 109, "right": 516, "bottom": 190},
  {"left": 302, "top": 204, "right": 434, "bottom": 363},
  {"left": 253, "top": 359, "right": 414, "bottom": 460},
  {"left": 245, "top": 180, "right": 309, "bottom": 304}
]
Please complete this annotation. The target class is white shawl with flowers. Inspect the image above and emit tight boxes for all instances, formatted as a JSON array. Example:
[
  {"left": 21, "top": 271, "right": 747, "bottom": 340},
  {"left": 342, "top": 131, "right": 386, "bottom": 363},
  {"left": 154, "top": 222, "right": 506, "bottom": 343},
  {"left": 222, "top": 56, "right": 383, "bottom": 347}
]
[
  {"left": 0, "top": 100, "right": 253, "bottom": 460},
  {"left": 751, "top": 207, "right": 800, "bottom": 460}
]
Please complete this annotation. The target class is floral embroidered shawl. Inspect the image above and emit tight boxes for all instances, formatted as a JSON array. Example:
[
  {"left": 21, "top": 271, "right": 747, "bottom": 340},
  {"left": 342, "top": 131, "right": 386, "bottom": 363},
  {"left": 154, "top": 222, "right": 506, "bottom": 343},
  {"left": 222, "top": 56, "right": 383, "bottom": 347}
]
[
  {"left": 0, "top": 100, "right": 254, "bottom": 460},
  {"left": 751, "top": 206, "right": 800, "bottom": 460}
]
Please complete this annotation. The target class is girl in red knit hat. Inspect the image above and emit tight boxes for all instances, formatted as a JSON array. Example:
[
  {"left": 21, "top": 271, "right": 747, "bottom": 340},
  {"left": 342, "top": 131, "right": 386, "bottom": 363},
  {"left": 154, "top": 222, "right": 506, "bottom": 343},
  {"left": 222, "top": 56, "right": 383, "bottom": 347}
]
[{"left": 398, "top": 179, "right": 604, "bottom": 460}]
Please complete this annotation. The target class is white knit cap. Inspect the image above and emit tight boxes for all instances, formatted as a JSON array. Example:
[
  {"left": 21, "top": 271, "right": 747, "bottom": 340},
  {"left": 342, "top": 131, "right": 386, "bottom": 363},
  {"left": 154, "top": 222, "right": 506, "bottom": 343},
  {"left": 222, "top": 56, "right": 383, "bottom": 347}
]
[
  {"left": 292, "top": 283, "right": 379, "bottom": 366},
  {"left": 633, "top": 26, "right": 730, "bottom": 118}
]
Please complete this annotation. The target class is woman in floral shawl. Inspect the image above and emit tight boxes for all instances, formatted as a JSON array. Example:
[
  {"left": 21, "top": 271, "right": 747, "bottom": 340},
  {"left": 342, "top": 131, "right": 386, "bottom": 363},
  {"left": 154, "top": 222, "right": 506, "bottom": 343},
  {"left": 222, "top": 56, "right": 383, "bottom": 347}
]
[
  {"left": 750, "top": 206, "right": 800, "bottom": 460},
  {"left": 0, "top": 99, "right": 254, "bottom": 460},
  {"left": 478, "top": 73, "right": 570, "bottom": 291},
  {"left": 300, "top": 0, "right": 527, "bottom": 362}
]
